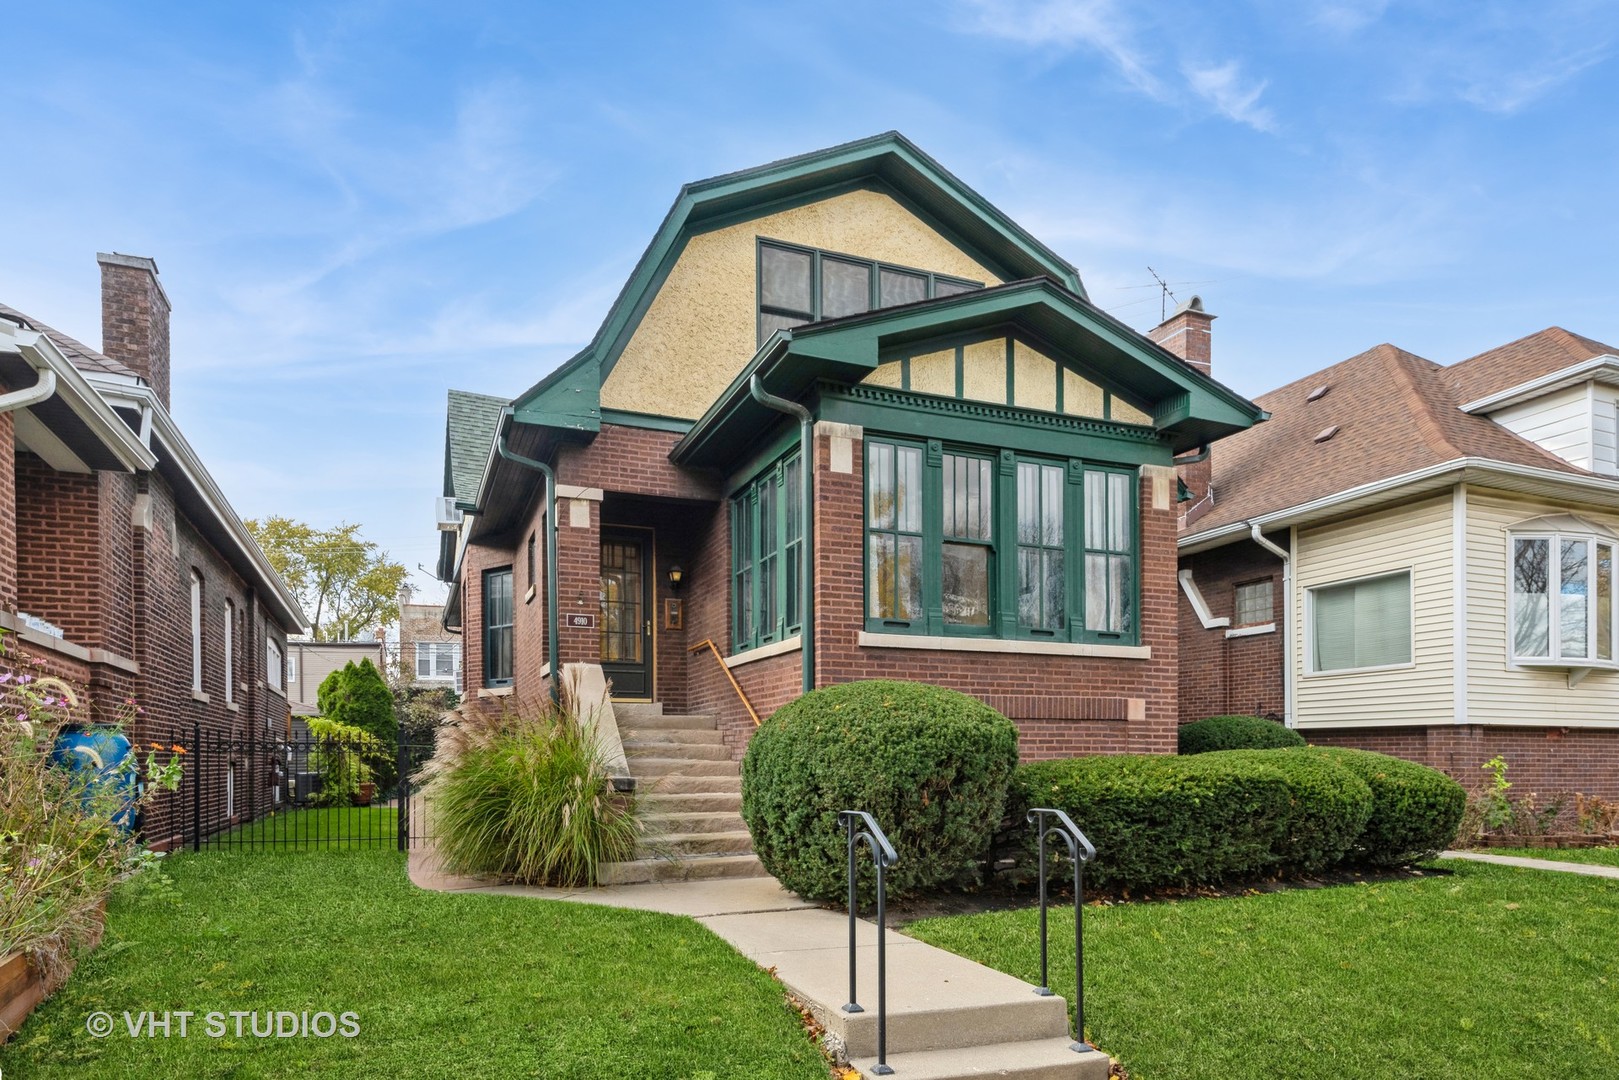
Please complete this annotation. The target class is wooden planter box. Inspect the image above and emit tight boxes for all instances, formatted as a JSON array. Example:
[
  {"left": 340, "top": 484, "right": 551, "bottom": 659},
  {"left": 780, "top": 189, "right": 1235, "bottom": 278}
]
[
  {"left": 1472, "top": 834, "right": 1619, "bottom": 850},
  {"left": 0, "top": 903, "right": 106, "bottom": 1044}
]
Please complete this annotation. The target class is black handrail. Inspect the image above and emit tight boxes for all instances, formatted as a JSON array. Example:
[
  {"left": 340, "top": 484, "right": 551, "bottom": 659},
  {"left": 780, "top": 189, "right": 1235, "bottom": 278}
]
[
  {"left": 1028, "top": 806, "right": 1097, "bottom": 1053},
  {"left": 839, "top": 809, "right": 899, "bottom": 1076}
]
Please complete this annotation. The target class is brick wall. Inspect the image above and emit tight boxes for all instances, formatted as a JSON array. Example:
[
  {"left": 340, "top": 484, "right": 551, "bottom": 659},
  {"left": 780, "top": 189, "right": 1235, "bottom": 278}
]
[
  {"left": 99, "top": 254, "right": 171, "bottom": 409},
  {"left": 1306, "top": 725, "right": 1619, "bottom": 802},
  {"left": 1177, "top": 539, "right": 1286, "bottom": 722}
]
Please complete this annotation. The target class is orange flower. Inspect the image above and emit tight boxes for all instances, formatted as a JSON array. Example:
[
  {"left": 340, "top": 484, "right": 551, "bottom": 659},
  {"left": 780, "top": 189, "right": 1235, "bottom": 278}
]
[{"left": 171, "top": 744, "right": 188, "bottom": 755}]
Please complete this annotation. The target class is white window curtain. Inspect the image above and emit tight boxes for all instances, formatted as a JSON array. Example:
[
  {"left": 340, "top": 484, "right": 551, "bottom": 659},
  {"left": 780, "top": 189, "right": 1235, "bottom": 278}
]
[
  {"left": 223, "top": 601, "right": 235, "bottom": 704},
  {"left": 190, "top": 571, "right": 203, "bottom": 692},
  {"left": 1311, "top": 572, "right": 1411, "bottom": 672}
]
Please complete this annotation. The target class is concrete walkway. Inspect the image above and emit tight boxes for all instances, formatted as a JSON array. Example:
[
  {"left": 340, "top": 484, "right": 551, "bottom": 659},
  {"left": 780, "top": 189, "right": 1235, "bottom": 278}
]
[
  {"left": 1440, "top": 849, "right": 1619, "bottom": 878},
  {"left": 409, "top": 848, "right": 1111, "bottom": 1079}
]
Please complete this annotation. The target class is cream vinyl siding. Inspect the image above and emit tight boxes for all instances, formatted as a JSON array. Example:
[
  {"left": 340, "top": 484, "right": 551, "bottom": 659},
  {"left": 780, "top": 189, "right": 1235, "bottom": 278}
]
[
  {"left": 1294, "top": 495, "right": 1453, "bottom": 727},
  {"left": 1490, "top": 384, "right": 1592, "bottom": 469},
  {"left": 1591, "top": 386, "right": 1619, "bottom": 475},
  {"left": 1466, "top": 490, "right": 1619, "bottom": 728}
]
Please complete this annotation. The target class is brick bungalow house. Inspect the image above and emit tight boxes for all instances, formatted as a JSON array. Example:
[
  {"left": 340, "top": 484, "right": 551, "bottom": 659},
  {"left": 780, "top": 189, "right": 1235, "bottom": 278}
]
[
  {"left": 0, "top": 254, "right": 306, "bottom": 846},
  {"left": 1178, "top": 325, "right": 1619, "bottom": 799},
  {"left": 438, "top": 133, "right": 1263, "bottom": 764}
]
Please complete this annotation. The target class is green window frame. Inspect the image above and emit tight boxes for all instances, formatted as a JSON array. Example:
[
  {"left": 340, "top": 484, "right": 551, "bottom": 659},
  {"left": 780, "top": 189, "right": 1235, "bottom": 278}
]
[
  {"left": 731, "top": 453, "right": 804, "bottom": 652},
  {"left": 757, "top": 239, "right": 983, "bottom": 345},
  {"left": 483, "top": 566, "right": 514, "bottom": 687},
  {"left": 863, "top": 438, "right": 1138, "bottom": 644}
]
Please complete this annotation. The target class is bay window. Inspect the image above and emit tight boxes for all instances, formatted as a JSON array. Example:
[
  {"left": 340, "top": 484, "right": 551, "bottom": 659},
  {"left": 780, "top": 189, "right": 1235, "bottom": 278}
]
[
  {"left": 863, "top": 437, "right": 1137, "bottom": 643},
  {"left": 1511, "top": 532, "right": 1615, "bottom": 665}
]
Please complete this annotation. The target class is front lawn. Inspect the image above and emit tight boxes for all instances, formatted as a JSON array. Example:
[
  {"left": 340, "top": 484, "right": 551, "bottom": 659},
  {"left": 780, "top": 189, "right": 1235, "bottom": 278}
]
[
  {"left": 908, "top": 862, "right": 1619, "bottom": 1078},
  {"left": 1466, "top": 846, "right": 1619, "bottom": 869},
  {"left": 0, "top": 847, "right": 826, "bottom": 1079}
]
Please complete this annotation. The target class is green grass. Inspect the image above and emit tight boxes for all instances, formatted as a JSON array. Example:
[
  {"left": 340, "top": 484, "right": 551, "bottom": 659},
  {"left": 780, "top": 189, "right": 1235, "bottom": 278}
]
[
  {"left": 207, "top": 806, "right": 401, "bottom": 846},
  {"left": 908, "top": 862, "right": 1619, "bottom": 1079},
  {"left": 0, "top": 848, "right": 825, "bottom": 1079},
  {"left": 1471, "top": 846, "right": 1619, "bottom": 868}
]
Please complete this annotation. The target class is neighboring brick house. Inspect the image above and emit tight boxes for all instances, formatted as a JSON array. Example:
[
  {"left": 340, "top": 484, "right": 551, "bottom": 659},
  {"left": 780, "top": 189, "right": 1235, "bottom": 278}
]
[
  {"left": 1179, "top": 325, "right": 1619, "bottom": 799},
  {"left": 399, "top": 602, "right": 461, "bottom": 692},
  {"left": 0, "top": 254, "right": 306, "bottom": 847},
  {"left": 436, "top": 133, "right": 1262, "bottom": 761}
]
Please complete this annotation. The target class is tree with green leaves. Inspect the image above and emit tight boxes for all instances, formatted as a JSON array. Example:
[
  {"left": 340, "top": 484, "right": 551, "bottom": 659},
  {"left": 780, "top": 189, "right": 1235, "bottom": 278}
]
[
  {"left": 247, "top": 517, "right": 408, "bottom": 641},
  {"left": 317, "top": 659, "right": 398, "bottom": 788}
]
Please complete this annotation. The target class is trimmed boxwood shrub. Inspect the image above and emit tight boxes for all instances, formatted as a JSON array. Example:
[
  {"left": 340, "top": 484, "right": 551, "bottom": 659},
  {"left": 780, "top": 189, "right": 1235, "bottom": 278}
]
[
  {"left": 740, "top": 680, "right": 1019, "bottom": 902},
  {"left": 1179, "top": 714, "right": 1306, "bottom": 754},
  {"left": 1009, "top": 749, "right": 1371, "bottom": 891},
  {"left": 1305, "top": 746, "right": 1466, "bottom": 865}
]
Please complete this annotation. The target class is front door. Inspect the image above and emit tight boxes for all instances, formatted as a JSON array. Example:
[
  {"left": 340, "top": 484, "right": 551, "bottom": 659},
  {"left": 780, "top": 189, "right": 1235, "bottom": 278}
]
[{"left": 600, "top": 530, "right": 653, "bottom": 698}]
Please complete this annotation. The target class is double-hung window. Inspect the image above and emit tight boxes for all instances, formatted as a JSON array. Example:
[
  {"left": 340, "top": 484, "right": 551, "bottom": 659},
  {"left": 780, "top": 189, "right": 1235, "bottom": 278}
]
[
  {"left": 863, "top": 437, "right": 1137, "bottom": 643},
  {"left": 758, "top": 240, "right": 983, "bottom": 345},
  {"left": 731, "top": 453, "right": 803, "bottom": 651},
  {"left": 1511, "top": 531, "right": 1616, "bottom": 665},
  {"left": 223, "top": 600, "right": 235, "bottom": 704},
  {"left": 417, "top": 642, "right": 460, "bottom": 681},
  {"left": 266, "top": 637, "right": 284, "bottom": 692},
  {"left": 484, "top": 567, "right": 514, "bottom": 687}
]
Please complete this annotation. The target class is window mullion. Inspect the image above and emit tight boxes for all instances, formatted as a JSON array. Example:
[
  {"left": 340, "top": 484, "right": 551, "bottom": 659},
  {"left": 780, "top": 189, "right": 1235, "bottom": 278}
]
[{"left": 924, "top": 441, "right": 944, "bottom": 635}]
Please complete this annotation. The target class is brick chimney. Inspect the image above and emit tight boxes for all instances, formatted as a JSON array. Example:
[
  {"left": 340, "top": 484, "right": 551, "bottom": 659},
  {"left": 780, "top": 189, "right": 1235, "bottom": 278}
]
[
  {"left": 98, "top": 252, "right": 171, "bottom": 409},
  {"left": 1148, "top": 295, "right": 1215, "bottom": 528}
]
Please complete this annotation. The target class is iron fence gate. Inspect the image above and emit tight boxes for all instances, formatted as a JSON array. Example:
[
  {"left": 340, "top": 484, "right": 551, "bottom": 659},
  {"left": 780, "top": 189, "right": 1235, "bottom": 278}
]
[{"left": 183, "top": 722, "right": 437, "bottom": 851}]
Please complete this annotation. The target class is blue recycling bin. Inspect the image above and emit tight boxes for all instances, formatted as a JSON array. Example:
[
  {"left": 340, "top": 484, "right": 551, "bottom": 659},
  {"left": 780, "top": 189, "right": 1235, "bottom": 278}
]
[{"left": 51, "top": 725, "right": 138, "bottom": 831}]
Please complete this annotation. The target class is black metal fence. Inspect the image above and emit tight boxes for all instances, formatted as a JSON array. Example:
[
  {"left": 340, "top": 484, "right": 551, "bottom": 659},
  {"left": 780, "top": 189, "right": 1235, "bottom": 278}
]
[{"left": 186, "top": 722, "right": 436, "bottom": 851}]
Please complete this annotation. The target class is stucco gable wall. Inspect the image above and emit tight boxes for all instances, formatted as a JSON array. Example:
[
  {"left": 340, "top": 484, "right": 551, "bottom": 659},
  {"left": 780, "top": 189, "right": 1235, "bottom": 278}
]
[
  {"left": 1292, "top": 494, "right": 1454, "bottom": 727},
  {"left": 600, "top": 187, "right": 1002, "bottom": 419}
]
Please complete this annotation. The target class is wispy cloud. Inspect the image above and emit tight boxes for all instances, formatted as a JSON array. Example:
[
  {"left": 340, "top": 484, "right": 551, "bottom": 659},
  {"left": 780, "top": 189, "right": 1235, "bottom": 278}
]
[
  {"left": 1452, "top": 44, "right": 1611, "bottom": 113},
  {"left": 1309, "top": 0, "right": 1390, "bottom": 35},
  {"left": 955, "top": 0, "right": 1164, "bottom": 97},
  {"left": 1182, "top": 60, "right": 1277, "bottom": 132}
]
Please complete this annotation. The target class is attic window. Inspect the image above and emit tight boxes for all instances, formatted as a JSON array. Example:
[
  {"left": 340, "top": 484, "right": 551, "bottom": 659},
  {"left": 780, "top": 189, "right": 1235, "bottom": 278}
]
[
  {"left": 758, "top": 240, "right": 983, "bottom": 345},
  {"left": 1314, "top": 425, "right": 1340, "bottom": 444},
  {"left": 1307, "top": 385, "right": 1331, "bottom": 402}
]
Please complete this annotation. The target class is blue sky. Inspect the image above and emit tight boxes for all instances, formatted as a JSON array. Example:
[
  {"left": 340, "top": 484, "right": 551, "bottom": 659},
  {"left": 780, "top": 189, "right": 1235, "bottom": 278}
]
[{"left": 3, "top": 1, "right": 1617, "bottom": 603}]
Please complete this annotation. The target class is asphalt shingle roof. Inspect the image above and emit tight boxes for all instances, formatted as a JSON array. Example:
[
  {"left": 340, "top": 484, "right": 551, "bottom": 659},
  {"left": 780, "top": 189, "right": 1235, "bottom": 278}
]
[
  {"left": 0, "top": 301, "right": 141, "bottom": 378},
  {"left": 1188, "top": 332, "right": 1606, "bottom": 539},
  {"left": 445, "top": 389, "right": 507, "bottom": 504}
]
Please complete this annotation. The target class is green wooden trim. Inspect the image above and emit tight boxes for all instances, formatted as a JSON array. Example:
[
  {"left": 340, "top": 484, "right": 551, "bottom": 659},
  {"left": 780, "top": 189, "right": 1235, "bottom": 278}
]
[
  {"left": 598, "top": 409, "right": 694, "bottom": 433},
  {"left": 724, "top": 425, "right": 801, "bottom": 498},
  {"left": 818, "top": 383, "right": 1174, "bottom": 467}
]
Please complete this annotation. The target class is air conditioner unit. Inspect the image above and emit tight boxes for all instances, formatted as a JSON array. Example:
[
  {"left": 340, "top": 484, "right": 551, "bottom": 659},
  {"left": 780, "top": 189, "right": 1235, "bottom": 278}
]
[{"left": 435, "top": 496, "right": 463, "bottom": 531}]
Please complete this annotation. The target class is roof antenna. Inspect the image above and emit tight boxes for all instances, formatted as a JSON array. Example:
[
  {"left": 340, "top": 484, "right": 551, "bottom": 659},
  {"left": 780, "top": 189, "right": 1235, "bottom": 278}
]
[{"left": 1147, "top": 266, "right": 1177, "bottom": 323}]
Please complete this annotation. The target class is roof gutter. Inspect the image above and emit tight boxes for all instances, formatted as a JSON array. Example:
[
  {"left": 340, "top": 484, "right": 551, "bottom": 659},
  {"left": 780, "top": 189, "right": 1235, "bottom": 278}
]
[
  {"left": 5, "top": 325, "right": 156, "bottom": 471},
  {"left": 0, "top": 364, "right": 56, "bottom": 414},
  {"left": 749, "top": 375, "right": 814, "bottom": 695},
  {"left": 494, "top": 409, "right": 561, "bottom": 704}
]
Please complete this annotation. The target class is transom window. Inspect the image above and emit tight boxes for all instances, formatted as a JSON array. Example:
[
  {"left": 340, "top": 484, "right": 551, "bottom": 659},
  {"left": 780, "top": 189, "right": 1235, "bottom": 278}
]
[
  {"left": 1234, "top": 579, "right": 1274, "bottom": 627},
  {"left": 1511, "top": 532, "right": 1615, "bottom": 665},
  {"left": 1308, "top": 571, "right": 1411, "bottom": 674},
  {"left": 864, "top": 437, "right": 1137, "bottom": 643},
  {"left": 731, "top": 453, "right": 804, "bottom": 652},
  {"left": 758, "top": 240, "right": 982, "bottom": 344}
]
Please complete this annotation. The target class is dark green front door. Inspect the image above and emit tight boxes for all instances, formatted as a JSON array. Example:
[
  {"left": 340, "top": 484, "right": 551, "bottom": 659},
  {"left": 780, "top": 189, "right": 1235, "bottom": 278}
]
[{"left": 601, "top": 530, "right": 652, "bottom": 698}]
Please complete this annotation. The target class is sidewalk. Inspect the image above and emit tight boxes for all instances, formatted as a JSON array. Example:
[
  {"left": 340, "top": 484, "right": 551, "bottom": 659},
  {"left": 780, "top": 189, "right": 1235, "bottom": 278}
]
[
  {"left": 408, "top": 847, "right": 1111, "bottom": 1079},
  {"left": 1439, "top": 849, "right": 1619, "bottom": 879}
]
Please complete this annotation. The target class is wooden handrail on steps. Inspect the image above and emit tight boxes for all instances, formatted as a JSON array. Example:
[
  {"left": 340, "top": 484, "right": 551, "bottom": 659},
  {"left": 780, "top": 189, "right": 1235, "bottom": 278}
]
[{"left": 688, "top": 639, "right": 762, "bottom": 726}]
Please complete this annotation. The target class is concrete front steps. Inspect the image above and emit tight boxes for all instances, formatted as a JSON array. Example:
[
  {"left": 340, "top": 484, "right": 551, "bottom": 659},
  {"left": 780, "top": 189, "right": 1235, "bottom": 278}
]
[{"left": 598, "top": 703, "right": 770, "bottom": 886}]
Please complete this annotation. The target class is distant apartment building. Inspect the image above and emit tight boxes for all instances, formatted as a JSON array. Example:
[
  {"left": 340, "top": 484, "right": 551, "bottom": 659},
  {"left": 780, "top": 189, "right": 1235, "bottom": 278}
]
[
  {"left": 284, "top": 638, "right": 387, "bottom": 716},
  {"left": 399, "top": 601, "right": 461, "bottom": 692}
]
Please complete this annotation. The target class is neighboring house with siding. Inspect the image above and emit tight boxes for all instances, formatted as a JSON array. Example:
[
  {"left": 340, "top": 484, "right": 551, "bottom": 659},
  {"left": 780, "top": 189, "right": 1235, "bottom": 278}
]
[
  {"left": 285, "top": 637, "right": 388, "bottom": 716},
  {"left": 0, "top": 254, "right": 307, "bottom": 847},
  {"left": 1178, "top": 326, "right": 1619, "bottom": 798},
  {"left": 436, "top": 132, "right": 1262, "bottom": 760},
  {"left": 399, "top": 601, "right": 461, "bottom": 691}
]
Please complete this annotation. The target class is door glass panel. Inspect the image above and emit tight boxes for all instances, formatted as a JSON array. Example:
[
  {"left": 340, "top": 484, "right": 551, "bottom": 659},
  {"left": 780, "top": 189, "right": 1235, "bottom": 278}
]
[{"left": 601, "top": 539, "right": 644, "bottom": 664}]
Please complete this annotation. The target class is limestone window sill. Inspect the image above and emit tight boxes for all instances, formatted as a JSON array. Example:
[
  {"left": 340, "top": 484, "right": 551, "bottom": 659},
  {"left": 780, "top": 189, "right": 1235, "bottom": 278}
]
[
  {"left": 191, "top": 689, "right": 210, "bottom": 704},
  {"left": 857, "top": 632, "right": 1150, "bottom": 660},
  {"left": 726, "top": 636, "right": 802, "bottom": 669}
]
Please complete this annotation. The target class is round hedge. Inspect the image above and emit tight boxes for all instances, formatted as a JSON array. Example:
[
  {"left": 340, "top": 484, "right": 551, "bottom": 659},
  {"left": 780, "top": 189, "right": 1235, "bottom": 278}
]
[
  {"left": 1179, "top": 714, "right": 1306, "bottom": 754},
  {"left": 740, "top": 680, "right": 1019, "bottom": 902},
  {"left": 1222, "top": 750, "right": 1373, "bottom": 872},
  {"left": 1305, "top": 746, "right": 1466, "bottom": 865}
]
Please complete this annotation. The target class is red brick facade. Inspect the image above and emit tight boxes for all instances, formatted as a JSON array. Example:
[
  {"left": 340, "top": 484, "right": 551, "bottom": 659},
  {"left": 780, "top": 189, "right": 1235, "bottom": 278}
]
[
  {"left": 1176, "top": 539, "right": 1285, "bottom": 722},
  {"left": 1305, "top": 725, "right": 1619, "bottom": 801},
  {"left": 462, "top": 422, "right": 1182, "bottom": 763}
]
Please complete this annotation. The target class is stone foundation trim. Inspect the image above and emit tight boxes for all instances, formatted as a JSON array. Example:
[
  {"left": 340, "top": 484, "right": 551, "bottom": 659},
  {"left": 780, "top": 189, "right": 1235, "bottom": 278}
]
[
  {"left": 856, "top": 631, "right": 1150, "bottom": 660},
  {"left": 725, "top": 635, "right": 802, "bottom": 669},
  {"left": 0, "top": 611, "right": 140, "bottom": 673}
]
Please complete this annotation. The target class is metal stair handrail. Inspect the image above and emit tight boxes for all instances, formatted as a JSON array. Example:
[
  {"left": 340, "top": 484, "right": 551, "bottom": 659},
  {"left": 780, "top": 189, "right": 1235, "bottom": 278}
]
[{"left": 1028, "top": 806, "right": 1097, "bottom": 1054}]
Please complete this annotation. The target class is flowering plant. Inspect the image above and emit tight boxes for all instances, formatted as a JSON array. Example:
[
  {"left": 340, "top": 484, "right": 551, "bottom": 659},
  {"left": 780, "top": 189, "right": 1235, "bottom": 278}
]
[{"left": 0, "top": 633, "right": 184, "bottom": 977}]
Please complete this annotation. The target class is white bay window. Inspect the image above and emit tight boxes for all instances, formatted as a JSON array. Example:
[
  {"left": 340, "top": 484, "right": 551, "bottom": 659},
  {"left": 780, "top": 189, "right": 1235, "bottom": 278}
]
[{"left": 1511, "top": 531, "right": 1615, "bottom": 666}]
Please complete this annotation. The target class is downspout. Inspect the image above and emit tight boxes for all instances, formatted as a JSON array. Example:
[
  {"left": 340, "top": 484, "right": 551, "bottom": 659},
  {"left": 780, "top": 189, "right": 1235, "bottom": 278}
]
[
  {"left": 1172, "top": 444, "right": 1210, "bottom": 465},
  {"left": 0, "top": 365, "right": 57, "bottom": 413},
  {"left": 749, "top": 375, "right": 814, "bottom": 694},
  {"left": 495, "top": 411, "right": 561, "bottom": 704},
  {"left": 1248, "top": 523, "right": 1294, "bottom": 727}
]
